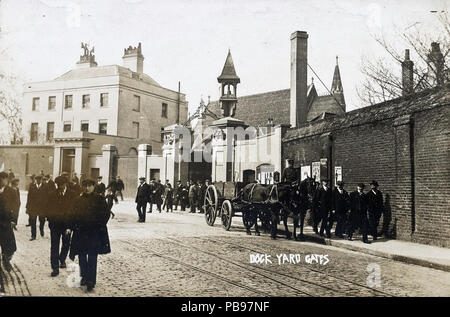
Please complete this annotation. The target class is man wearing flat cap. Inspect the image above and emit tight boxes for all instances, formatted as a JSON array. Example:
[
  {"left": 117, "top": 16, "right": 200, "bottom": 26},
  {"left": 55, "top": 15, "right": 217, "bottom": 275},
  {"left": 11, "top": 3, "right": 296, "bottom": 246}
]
[
  {"left": 348, "top": 183, "right": 369, "bottom": 243},
  {"left": 26, "top": 175, "right": 48, "bottom": 240},
  {"left": 366, "top": 180, "right": 383, "bottom": 241},
  {"left": 316, "top": 179, "right": 333, "bottom": 238},
  {"left": 332, "top": 181, "right": 350, "bottom": 238},
  {"left": 47, "top": 176, "right": 76, "bottom": 276},
  {"left": 0, "top": 171, "right": 17, "bottom": 271},
  {"left": 281, "top": 159, "right": 299, "bottom": 184},
  {"left": 135, "top": 177, "right": 150, "bottom": 222}
]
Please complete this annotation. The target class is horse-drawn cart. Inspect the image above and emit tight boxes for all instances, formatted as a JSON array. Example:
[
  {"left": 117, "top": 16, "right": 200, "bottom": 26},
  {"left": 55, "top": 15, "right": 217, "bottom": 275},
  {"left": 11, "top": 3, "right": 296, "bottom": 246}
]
[{"left": 203, "top": 181, "right": 274, "bottom": 234}]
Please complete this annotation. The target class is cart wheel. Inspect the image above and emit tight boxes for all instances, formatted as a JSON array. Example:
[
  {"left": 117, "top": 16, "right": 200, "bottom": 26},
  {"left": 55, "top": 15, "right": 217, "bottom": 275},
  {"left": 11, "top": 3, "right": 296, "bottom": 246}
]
[
  {"left": 204, "top": 185, "right": 218, "bottom": 226},
  {"left": 221, "top": 200, "right": 233, "bottom": 231}
]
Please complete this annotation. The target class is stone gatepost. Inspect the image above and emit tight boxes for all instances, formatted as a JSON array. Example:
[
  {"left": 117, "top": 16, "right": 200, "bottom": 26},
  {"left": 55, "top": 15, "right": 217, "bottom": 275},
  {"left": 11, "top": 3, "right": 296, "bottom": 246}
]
[
  {"left": 138, "top": 144, "right": 151, "bottom": 181},
  {"left": 101, "top": 144, "right": 116, "bottom": 184},
  {"left": 210, "top": 117, "right": 247, "bottom": 182}
]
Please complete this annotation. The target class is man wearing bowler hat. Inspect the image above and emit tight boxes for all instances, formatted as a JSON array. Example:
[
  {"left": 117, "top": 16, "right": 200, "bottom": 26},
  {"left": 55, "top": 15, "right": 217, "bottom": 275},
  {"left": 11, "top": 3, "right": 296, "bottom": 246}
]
[
  {"left": 332, "top": 181, "right": 350, "bottom": 238},
  {"left": 348, "top": 183, "right": 369, "bottom": 243},
  {"left": 366, "top": 180, "right": 383, "bottom": 240},
  {"left": 26, "top": 175, "right": 48, "bottom": 240},
  {"left": 135, "top": 177, "right": 150, "bottom": 222},
  {"left": 47, "top": 175, "right": 76, "bottom": 276}
]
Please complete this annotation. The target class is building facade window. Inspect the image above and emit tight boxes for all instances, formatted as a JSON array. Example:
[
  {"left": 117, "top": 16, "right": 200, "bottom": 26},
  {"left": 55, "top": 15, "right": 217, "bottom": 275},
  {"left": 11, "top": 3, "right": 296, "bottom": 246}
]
[
  {"left": 99, "top": 120, "right": 107, "bottom": 134},
  {"left": 32, "top": 97, "right": 40, "bottom": 111},
  {"left": 162, "top": 103, "right": 168, "bottom": 118},
  {"left": 133, "top": 95, "right": 140, "bottom": 112},
  {"left": 63, "top": 122, "right": 72, "bottom": 132},
  {"left": 81, "top": 121, "right": 89, "bottom": 132},
  {"left": 30, "top": 123, "right": 38, "bottom": 142},
  {"left": 82, "top": 94, "right": 90, "bottom": 108},
  {"left": 160, "top": 127, "right": 164, "bottom": 142},
  {"left": 65, "top": 95, "right": 73, "bottom": 109},
  {"left": 100, "top": 93, "right": 109, "bottom": 107},
  {"left": 48, "top": 96, "right": 56, "bottom": 111},
  {"left": 132, "top": 122, "right": 139, "bottom": 138},
  {"left": 46, "top": 122, "right": 54, "bottom": 141}
]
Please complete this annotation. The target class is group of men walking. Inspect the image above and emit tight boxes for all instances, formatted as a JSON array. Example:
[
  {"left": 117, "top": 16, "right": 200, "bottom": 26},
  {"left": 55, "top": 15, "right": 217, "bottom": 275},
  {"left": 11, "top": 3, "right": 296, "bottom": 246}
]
[
  {"left": 282, "top": 159, "right": 384, "bottom": 243},
  {"left": 135, "top": 177, "right": 210, "bottom": 222},
  {"left": 0, "top": 169, "right": 114, "bottom": 293}
]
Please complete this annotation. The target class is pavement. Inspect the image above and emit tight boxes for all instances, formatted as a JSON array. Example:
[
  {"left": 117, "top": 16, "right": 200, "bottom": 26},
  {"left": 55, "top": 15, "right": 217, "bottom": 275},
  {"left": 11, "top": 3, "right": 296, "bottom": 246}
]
[{"left": 1, "top": 192, "right": 449, "bottom": 297}]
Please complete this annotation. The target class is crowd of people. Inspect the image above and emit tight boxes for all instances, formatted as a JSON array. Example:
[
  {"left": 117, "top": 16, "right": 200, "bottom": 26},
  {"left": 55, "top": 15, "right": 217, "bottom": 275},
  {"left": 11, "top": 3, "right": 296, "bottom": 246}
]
[
  {"left": 282, "top": 159, "right": 384, "bottom": 244},
  {"left": 0, "top": 169, "right": 121, "bottom": 293},
  {"left": 135, "top": 177, "right": 210, "bottom": 222}
]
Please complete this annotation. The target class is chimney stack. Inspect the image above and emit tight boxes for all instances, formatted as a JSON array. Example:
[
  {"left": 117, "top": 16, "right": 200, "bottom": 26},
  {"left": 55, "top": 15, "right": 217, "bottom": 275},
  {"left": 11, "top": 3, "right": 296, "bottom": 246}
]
[
  {"left": 123, "top": 42, "right": 144, "bottom": 74},
  {"left": 290, "top": 31, "right": 308, "bottom": 128},
  {"left": 428, "top": 42, "right": 444, "bottom": 86},
  {"left": 402, "top": 49, "right": 414, "bottom": 96}
]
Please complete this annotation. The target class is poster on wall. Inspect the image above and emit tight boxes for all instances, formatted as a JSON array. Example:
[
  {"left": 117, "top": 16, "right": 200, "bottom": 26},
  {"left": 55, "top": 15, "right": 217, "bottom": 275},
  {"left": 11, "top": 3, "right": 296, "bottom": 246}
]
[
  {"left": 311, "top": 162, "right": 320, "bottom": 181},
  {"left": 335, "top": 166, "right": 342, "bottom": 183},
  {"left": 300, "top": 165, "right": 311, "bottom": 181}
]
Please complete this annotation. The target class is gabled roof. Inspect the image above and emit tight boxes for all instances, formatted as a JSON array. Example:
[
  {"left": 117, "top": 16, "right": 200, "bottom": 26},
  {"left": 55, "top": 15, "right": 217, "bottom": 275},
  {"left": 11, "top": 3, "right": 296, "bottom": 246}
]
[{"left": 217, "top": 50, "right": 240, "bottom": 82}]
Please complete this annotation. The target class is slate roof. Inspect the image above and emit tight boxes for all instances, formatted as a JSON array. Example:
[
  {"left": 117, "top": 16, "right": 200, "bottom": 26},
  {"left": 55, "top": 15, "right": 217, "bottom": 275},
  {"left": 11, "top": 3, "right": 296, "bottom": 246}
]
[
  {"left": 283, "top": 83, "right": 450, "bottom": 142},
  {"left": 217, "top": 50, "right": 240, "bottom": 82},
  {"left": 54, "top": 65, "right": 161, "bottom": 86}
]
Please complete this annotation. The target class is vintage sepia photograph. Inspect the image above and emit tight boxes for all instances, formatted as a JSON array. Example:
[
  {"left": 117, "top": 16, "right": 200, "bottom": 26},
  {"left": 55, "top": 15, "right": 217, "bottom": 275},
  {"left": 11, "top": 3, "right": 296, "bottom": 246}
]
[{"left": 0, "top": 0, "right": 449, "bottom": 303}]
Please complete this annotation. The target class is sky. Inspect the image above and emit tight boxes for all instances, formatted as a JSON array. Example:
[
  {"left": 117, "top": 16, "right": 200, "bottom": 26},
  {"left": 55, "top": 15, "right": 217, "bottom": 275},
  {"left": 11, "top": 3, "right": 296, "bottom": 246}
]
[{"left": 0, "top": 0, "right": 447, "bottom": 115}]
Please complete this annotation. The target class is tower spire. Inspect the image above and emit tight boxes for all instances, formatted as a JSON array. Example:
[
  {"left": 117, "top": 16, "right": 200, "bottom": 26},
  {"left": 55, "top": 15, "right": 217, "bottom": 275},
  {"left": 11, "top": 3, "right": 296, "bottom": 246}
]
[
  {"left": 331, "top": 56, "right": 343, "bottom": 93},
  {"left": 217, "top": 50, "right": 240, "bottom": 117}
]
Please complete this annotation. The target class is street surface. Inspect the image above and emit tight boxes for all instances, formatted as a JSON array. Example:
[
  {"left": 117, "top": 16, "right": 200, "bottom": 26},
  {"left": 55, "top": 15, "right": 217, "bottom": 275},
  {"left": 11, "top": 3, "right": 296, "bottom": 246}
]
[{"left": 1, "top": 192, "right": 449, "bottom": 297}]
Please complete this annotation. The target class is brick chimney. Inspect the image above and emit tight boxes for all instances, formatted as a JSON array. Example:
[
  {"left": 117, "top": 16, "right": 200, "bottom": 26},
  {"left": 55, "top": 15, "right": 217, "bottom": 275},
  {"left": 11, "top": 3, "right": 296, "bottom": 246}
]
[
  {"left": 428, "top": 42, "right": 444, "bottom": 86},
  {"left": 123, "top": 42, "right": 144, "bottom": 74},
  {"left": 402, "top": 49, "right": 414, "bottom": 96},
  {"left": 290, "top": 31, "right": 308, "bottom": 128}
]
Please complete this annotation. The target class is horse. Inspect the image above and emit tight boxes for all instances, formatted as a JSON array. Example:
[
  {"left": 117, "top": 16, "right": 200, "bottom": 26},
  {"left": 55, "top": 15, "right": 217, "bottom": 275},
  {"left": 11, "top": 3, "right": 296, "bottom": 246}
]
[{"left": 289, "top": 177, "right": 316, "bottom": 240}]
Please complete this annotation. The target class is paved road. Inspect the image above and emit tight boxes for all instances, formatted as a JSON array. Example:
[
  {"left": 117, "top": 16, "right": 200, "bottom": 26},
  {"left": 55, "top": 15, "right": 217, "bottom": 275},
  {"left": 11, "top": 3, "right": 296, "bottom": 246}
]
[{"left": 1, "top": 193, "right": 449, "bottom": 297}]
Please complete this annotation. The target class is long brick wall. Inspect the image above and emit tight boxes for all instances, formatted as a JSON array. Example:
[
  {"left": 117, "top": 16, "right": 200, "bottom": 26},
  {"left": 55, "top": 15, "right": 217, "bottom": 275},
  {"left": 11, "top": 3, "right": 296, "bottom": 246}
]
[{"left": 282, "top": 84, "right": 450, "bottom": 247}]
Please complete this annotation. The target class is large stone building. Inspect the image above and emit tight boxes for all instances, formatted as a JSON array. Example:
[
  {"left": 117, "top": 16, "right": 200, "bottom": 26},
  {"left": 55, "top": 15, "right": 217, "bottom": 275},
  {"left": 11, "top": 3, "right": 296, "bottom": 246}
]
[
  {"left": 1, "top": 43, "right": 188, "bottom": 195},
  {"left": 22, "top": 43, "right": 187, "bottom": 150}
]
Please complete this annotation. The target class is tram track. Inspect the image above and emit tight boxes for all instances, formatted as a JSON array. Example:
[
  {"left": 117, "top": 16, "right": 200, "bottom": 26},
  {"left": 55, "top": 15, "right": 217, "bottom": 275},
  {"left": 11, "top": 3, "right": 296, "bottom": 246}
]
[
  {"left": 199, "top": 236, "right": 396, "bottom": 297},
  {"left": 117, "top": 239, "right": 273, "bottom": 297}
]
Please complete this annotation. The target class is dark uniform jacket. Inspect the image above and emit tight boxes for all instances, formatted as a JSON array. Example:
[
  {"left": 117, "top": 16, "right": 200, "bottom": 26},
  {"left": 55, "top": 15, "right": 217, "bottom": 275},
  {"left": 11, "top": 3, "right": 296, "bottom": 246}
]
[
  {"left": 47, "top": 188, "right": 76, "bottom": 230},
  {"left": 281, "top": 167, "right": 298, "bottom": 183},
  {"left": 332, "top": 188, "right": 350, "bottom": 215},
  {"left": 26, "top": 182, "right": 47, "bottom": 216},
  {"left": 366, "top": 189, "right": 383, "bottom": 215},
  {"left": 106, "top": 180, "right": 119, "bottom": 193},
  {"left": 349, "top": 191, "right": 367, "bottom": 217},
  {"left": 135, "top": 183, "right": 150, "bottom": 204},
  {"left": 10, "top": 186, "right": 20, "bottom": 224},
  {"left": 69, "top": 193, "right": 111, "bottom": 258},
  {"left": 316, "top": 186, "right": 332, "bottom": 215},
  {"left": 0, "top": 186, "right": 17, "bottom": 255},
  {"left": 117, "top": 179, "right": 125, "bottom": 191},
  {"left": 94, "top": 182, "right": 106, "bottom": 196},
  {"left": 164, "top": 187, "right": 174, "bottom": 204}
]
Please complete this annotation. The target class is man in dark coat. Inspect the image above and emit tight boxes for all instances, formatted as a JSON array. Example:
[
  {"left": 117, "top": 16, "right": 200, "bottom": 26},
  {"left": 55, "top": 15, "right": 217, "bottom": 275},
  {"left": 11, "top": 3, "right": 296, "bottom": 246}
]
[
  {"left": 332, "top": 181, "right": 350, "bottom": 238},
  {"left": 0, "top": 172, "right": 17, "bottom": 272},
  {"left": 148, "top": 179, "right": 156, "bottom": 213},
  {"left": 116, "top": 176, "right": 125, "bottom": 201},
  {"left": 281, "top": 159, "right": 299, "bottom": 183},
  {"left": 348, "top": 183, "right": 369, "bottom": 243},
  {"left": 310, "top": 180, "right": 321, "bottom": 234},
  {"left": 69, "top": 179, "right": 111, "bottom": 292},
  {"left": 7, "top": 169, "right": 15, "bottom": 185},
  {"left": 173, "top": 180, "right": 182, "bottom": 210},
  {"left": 197, "top": 180, "right": 209, "bottom": 214},
  {"left": 26, "top": 175, "right": 48, "bottom": 240},
  {"left": 10, "top": 178, "right": 21, "bottom": 229},
  {"left": 188, "top": 181, "right": 198, "bottom": 213},
  {"left": 135, "top": 177, "right": 150, "bottom": 222},
  {"left": 94, "top": 176, "right": 106, "bottom": 197},
  {"left": 47, "top": 176, "right": 76, "bottom": 276},
  {"left": 106, "top": 177, "right": 119, "bottom": 205},
  {"left": 366, "top": 180, "right": 383, "bottom": 240},
  {"left": 316, "top": 179, "right": 333, "bottom": 238}
]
